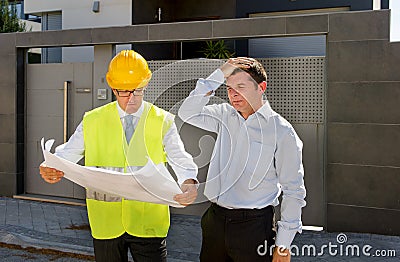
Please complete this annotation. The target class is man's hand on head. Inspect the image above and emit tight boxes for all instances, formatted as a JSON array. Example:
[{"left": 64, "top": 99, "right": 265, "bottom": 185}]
[
  {"left": 220, "top": 57, "right": 254, "bottom": 78},
  {"left": 220, "top": 59, "right": 237, "bottom": 78}
]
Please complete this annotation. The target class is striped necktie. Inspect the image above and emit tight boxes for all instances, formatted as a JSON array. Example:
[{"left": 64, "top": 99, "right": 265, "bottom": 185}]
[{"left": 124, "top": 115, "right": 134, "bottom": 143}]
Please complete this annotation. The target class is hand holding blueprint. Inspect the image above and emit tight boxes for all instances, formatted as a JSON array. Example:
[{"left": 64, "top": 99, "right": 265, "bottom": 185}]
[{"left": 40, "top": 138, "right": 184, "bottom": 207}]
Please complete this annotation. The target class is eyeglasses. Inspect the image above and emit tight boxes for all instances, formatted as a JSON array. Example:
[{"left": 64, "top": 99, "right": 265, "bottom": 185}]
[{"left": 114, "top": 89, "right": 145, "bottom": 97}]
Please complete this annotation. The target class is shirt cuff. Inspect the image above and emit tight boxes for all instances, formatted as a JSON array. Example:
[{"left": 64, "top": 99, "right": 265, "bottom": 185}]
[
  {"left": 54, "top": 146, "right": 84, "bottom": 163},
  {"left": 191, "top": 69, "right": 224, "bottom": 96},
  {"left": 177, "top": 175, "right": 199, "bottom": 187},
  {"left": 275, "top": 223, "right": 302, "bottom": 249},
  {"left": 206, "top": 68, "right": 224, "bottom": 82}
]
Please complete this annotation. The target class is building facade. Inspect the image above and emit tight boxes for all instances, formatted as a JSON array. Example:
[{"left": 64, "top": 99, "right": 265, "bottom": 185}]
[
  {"left": 21, "top": 0, "right": 389, "bottom": 61},
  {"left": 0, "top": 0, "right": 398, "bottom": 235}
]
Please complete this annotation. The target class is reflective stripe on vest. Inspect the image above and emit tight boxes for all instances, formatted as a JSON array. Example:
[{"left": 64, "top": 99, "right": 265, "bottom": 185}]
[{"left": 83, "top": 101, "right": 173, "bottom": 239}]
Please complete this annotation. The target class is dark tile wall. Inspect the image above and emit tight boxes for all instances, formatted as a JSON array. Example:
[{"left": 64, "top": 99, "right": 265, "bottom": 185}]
[
  {"left": 327, "top": 164, "right": 400, "bottom": 209},
  {"left": 327, "top": 204, "right": 400, "bottom": 235},
  {"left": 328, "top": 10, "right": 389, "bottom": 42},
  {"left": 328, "top": 82, "right": 400, "bottom": 124},
  {"left": 213, "top": 17, "right": 286, "bottom": 38},
  {"left": 0, "top": 34, "right": 17, "bottom": 196},
  {"left": 327, "top": 124, "right": 400, "bottom": 166},
  {"left": 326, "top": 10, "right": 400, "bottom": 235},
  {"left": 286, "top": 14, "right": 328, "bottom": 34},
  {"left": 0, "top": 173, "right": 17, "bottom": 196},
  {"left": 148, "top": 21, "right": 212, "bottom": 41},
  {"left": 327, "top": 40, "right": 396, "bottom": 82}
]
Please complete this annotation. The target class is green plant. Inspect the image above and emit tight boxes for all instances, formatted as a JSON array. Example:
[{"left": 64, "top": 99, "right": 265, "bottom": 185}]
[
  {"left": 200, "top": 40, "right": 235, "bottom": 59},
  {"left": 0, "top": 0, "right": 28, "bottom": 33}
]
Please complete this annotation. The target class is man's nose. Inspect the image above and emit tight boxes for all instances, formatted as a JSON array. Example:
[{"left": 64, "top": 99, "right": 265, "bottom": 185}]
[{"left": 231, "top": 89, "right": 239, "bottom": 96}]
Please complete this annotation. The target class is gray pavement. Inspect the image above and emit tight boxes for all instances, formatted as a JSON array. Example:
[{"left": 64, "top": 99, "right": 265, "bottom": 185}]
[{"left": 0, "top": 197, "right": 399, "bottom": 261}]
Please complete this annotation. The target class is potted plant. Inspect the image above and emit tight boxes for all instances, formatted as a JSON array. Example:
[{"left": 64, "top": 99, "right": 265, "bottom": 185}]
[{"left": 200, "top": 40, "right": 235, "bottom": 59}]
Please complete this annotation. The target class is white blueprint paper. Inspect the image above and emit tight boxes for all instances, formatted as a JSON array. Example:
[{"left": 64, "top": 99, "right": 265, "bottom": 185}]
[{"left": 40, "top": 138, "right": 184, "bottom": 208}]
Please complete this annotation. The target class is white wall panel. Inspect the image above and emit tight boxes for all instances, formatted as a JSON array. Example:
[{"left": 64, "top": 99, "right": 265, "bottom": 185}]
[{"left": 25, "top": 0, "right": 131, "bottom": 27}]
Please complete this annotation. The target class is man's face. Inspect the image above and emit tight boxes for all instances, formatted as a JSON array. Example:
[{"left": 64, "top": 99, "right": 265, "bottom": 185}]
[
  {"left": 112, "top": 88, "right": 145, "bottom": 114},
  {"left": 226, "top": 71, "right": 264, "bottom": 117}
]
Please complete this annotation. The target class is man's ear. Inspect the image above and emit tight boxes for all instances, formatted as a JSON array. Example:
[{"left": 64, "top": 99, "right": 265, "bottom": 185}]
[{"left": 259, "top": 81, "right": 267, "bottom": 92}]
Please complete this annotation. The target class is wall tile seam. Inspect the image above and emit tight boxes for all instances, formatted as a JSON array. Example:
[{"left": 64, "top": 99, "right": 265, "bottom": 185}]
[
  {"left": 327, "top": 38, "right": 389, "bottom": 43},
  {"left": 327, "top": 203, "right": 400, "bottom": 212},
  {"left": 148, "top": 21, "right": 213, "bottom": 37},
  {"left": 284, "top": 16, "right": 287, "bottom": 35},
  {"left": 327, "top": 9, "right": 389, "bottom": 16},
  {"left": 327, "top": 203, "right": 400, "bottom": 213},
  {"left": 327, "top": 122, "right": 400, "bottom": 126},
  {"left": 209, "top": 32, "right": 328, "bottom": 40},
  {"left": 327, "top": 12, "right": 330, "bottom": 34},
  {"left": 328, "top": 80, "right": 400, "bottom": 83},
  {"left": 146, "top": 37, "right": 215, "bottom": 43},
  {"left": 15, "top": 33, "right": 335, "bottom": 47},
  {"left": 148, "top": 20, "right": 212, "bottom": 27},
  {"left": 211, "top": 20, "right": 214, "bottom": 38},
  {"left": 14, "top": 29, "right": 332, "bottom": 47},
  {"left": 328, "top": 162, "right": 400, "bottom": 169}
]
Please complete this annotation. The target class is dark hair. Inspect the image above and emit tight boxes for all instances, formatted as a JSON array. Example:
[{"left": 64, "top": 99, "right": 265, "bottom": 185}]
[{"left": 231, "top": 58, "right": 267, "bottom": 84}]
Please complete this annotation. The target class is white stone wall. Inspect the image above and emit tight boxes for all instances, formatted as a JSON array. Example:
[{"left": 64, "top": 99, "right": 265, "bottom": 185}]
[
  {"left": 24, "top": 0, "right": 132, "bottom": 62},
  {"left": 24, "top": 0, "right": 132, "bottom": 29}
]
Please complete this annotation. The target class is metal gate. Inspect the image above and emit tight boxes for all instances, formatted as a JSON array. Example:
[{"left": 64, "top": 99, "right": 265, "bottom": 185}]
[{"left": 26, "top": 63, "right": 93, "bottom": 200}]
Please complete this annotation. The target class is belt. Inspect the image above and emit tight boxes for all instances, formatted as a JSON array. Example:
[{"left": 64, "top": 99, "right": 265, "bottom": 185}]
[{"left": 211, "top": 203, "right": 273, "bottom": 220}]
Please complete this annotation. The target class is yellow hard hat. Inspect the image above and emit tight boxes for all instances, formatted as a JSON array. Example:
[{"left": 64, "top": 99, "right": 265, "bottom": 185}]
[{"left": 106, "top": 50, "right": 152, "bottom": 90}]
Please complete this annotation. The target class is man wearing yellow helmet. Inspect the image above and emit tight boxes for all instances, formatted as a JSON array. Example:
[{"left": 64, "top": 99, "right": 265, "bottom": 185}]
[{"left": 39, "top": 50, "right": 198, "bottom": 262}]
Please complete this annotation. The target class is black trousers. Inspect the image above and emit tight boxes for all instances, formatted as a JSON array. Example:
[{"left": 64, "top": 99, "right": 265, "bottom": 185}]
[
  {"left": 93, "top": 233, "right": 167, "bottom": 262},
  {"left": 200, "top": 203, "right": 275, "bottom": 262}
]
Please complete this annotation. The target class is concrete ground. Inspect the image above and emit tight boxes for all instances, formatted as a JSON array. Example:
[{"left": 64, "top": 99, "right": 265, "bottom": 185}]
[{"left": 0, "top": 197, "right": 399, "bottom": 261}]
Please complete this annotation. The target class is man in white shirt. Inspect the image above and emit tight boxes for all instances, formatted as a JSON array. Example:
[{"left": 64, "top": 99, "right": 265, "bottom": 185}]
[
  {"left": 40, "top": 50, "right": 198, "bottom": 262},
  {"left": 178, "top": 57, "right": 306, "bottom": 262}
]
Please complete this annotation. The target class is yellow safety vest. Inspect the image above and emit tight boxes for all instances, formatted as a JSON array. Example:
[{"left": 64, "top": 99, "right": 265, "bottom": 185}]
[{"left": 82, "top": 101, "right": 173, "bottom": 239}]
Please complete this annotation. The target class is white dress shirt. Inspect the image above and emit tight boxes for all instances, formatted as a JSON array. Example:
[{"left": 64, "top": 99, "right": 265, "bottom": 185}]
[
  {"left": 55, "top": 101, "right": 198, "bottom": 186},
  {"left": 178, "top": 69, "right": 306, "bottom": 248}
]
